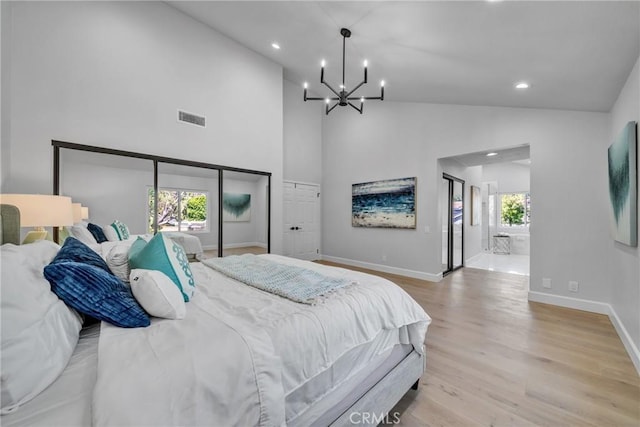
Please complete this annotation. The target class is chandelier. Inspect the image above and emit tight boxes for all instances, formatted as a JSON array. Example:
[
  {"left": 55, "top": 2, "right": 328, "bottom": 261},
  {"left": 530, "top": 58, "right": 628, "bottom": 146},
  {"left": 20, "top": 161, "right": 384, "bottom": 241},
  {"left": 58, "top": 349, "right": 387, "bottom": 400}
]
[{"left": 303, "top": 28, "right": 384, "bottom": 115}]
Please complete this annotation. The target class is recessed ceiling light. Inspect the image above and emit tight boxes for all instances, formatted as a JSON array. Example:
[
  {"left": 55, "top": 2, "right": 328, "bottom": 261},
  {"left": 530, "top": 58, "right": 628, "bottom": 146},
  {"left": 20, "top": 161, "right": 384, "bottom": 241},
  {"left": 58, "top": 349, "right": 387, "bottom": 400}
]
[
  {"left": 271, "top": 42, "right": 280, "bottom": 50},
  {"left": 515, "top": 82, "right": 530, "bottom": 89},
  {"left": 486, "top": 152, "right": 498, "bottom": 157}
]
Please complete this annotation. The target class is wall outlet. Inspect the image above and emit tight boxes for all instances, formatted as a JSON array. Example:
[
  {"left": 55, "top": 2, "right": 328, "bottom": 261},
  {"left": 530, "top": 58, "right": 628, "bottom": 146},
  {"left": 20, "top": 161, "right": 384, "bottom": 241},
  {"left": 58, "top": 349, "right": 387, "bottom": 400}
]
[
  {"left": 569, "top": 281, "right": 579, "bottom": 293},
  {"left": 542, "top": 278, "right": 552, "bottom": 289},
  {"left": 382, "top": 255, "right": 387, "bottom": 262}
]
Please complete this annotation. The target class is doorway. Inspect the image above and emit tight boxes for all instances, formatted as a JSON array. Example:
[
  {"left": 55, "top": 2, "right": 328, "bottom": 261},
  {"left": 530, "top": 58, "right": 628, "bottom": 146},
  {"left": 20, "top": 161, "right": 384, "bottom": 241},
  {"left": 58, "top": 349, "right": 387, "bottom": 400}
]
[
  {"left": 283, "top": 181, "right": 321, "bottom": 260},
  {"left": 442, "top": 173, "right": 465, "bottom": 275}
]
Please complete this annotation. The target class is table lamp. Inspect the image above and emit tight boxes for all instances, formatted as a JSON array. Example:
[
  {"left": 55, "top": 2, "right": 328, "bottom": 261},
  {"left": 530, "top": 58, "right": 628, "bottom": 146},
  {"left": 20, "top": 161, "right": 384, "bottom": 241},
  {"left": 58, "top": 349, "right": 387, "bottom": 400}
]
[
  {"left": 72, "top": 203, "right": 83, "bottom": 223},
  {"left": 0, "top": 194, "right": 74, "bottom": 244}
]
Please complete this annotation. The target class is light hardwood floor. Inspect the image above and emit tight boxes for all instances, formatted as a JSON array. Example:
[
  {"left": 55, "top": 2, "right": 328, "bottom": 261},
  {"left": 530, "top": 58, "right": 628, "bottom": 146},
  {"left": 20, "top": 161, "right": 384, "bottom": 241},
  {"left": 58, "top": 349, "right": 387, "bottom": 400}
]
[{"left": 318, "top": 261, "right": 640, "bottom": 426}]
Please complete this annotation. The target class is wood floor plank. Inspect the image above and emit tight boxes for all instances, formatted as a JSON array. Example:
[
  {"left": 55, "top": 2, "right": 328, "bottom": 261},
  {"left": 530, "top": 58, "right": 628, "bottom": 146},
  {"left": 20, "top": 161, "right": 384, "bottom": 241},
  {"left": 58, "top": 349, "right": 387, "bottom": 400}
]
[{"left": 318, "top": 261, "right": 640, "bottom": 426}]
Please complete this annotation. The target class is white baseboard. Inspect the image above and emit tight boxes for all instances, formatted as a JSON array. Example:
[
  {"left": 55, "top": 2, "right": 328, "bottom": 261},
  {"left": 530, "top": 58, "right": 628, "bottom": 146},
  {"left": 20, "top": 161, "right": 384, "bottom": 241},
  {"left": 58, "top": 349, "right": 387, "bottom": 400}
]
[
  {"left": 528, "top": 291, "right": 640, "bottom": 375},
  {"left": 527, "top": 291, "right": 610, "bottom": 314},
  {"left": 607, "top": 306, "right": 640, "bottom": 375},
  {"left": 202, "top": 242, "right": 267, "bottom": 251},
  {"left": 320, "top": 255, "right": 442, "bottom": 282}
]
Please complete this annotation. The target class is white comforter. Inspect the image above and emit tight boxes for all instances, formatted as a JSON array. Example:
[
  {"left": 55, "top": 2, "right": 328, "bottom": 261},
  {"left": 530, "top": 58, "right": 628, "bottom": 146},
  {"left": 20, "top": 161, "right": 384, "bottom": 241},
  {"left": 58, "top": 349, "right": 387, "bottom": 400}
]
[{"left": 92, "top": 255, "right": 430, "bottom": 427}]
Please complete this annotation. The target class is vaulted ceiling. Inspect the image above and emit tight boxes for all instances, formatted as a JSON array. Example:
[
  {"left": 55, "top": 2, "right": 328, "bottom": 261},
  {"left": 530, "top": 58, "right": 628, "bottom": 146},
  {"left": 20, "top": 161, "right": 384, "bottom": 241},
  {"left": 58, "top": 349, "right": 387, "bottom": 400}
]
[{"left": 168, "top": 1, "right": 639, "bottom": 113}]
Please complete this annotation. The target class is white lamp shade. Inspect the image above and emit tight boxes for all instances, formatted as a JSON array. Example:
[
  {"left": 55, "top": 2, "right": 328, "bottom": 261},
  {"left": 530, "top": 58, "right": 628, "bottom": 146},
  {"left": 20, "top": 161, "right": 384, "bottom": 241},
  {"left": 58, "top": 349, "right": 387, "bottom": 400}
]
[
  {"left": 0, "top": 194, "right": 74, "bottom": 227},
  {"left": 72, "top": 203, "right": 83, "bottom": 223},
  {"left": 81, "top": 206, "right": 89, "bottom": 220}
]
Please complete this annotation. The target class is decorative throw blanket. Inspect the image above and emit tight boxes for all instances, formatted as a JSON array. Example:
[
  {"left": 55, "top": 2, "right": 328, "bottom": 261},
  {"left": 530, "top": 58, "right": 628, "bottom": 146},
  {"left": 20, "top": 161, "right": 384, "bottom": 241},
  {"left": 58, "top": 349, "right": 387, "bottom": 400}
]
[{"left": 203, "top": 254, "right": 355, "bottom": 304}]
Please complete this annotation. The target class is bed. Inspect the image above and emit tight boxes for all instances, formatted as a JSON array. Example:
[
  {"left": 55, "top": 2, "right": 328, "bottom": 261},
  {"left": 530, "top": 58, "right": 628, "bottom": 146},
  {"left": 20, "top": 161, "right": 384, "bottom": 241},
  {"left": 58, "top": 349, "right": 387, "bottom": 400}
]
[{"left": 0, "top": 204, "right": 430, "bottom": 427}]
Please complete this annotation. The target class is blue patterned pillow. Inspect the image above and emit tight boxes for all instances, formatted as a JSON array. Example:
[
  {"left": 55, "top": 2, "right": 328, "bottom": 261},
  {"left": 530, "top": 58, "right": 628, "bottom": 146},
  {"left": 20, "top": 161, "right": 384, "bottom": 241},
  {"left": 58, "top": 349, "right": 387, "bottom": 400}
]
[
  {"left": 110, "top": 220, "right": 130, "bottom": 240},
  {"left": 87, "top": 223, "right": 108, "bottom": 243},
  {"left": 51, "top": 237, "right": 112, "bottom": 274},
  {"left": 129, "top": 233, "right": 195, "bottom": 302},
  {"left": 44, "top": 262, "right": 150, "bottom": 328}
]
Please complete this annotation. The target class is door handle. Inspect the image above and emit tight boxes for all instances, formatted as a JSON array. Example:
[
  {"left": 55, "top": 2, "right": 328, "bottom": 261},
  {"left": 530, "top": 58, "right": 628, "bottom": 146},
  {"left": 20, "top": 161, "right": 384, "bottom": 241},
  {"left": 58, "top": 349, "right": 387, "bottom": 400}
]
[
  {"left": 295, "top": 227, "right": 301, "bottom": 230},
  {"left": 290, "top": 226, "right": 296, "bottom": 230}
]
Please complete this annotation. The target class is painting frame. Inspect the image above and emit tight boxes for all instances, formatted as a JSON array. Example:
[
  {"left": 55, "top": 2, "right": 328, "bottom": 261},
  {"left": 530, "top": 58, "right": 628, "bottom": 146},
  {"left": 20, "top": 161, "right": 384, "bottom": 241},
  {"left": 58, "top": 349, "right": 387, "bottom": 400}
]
[
  {"left": 607, "top": 121, "right": 637, "bottom": 247},
  {"left": 470, "top": 185, "right": 481, "bottom": 226},
  {"left": 223, "top": 192, "right": 251, "bottom": 222},
  {"left": 352, "top": 177, "right": 417, "bottom": 229}
]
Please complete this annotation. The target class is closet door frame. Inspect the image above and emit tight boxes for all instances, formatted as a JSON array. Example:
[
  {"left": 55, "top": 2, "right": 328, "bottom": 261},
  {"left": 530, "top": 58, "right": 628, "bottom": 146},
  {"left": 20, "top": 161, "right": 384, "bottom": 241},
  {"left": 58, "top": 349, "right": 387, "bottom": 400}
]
[
  {"left": 443, "top": 173, "right": 465, "bottom": 276},
  {"left": 52, "top": 139, "right": 271, "bottom": 257}
]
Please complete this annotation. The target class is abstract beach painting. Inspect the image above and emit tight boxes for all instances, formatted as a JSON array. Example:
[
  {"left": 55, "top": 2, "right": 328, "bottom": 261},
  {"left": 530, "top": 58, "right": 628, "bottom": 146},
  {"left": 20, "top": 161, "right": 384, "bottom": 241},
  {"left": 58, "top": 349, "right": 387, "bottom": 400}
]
[
  {"left": 223, "top": 193, "right": 251, "bottom": 222},
  {"left": 352, "top": 177, "right": 416, "bottom": 229},
  {"left": 608, "top": 121, "right": 637, "bottom": 246}
]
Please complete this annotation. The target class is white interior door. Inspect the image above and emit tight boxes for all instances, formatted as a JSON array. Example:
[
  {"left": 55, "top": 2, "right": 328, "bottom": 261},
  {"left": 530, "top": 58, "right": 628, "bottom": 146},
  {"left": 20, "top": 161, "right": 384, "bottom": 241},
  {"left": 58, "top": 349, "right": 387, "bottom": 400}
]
[{"left": 283, "top": 181, "right": 320, "bottom": 260}]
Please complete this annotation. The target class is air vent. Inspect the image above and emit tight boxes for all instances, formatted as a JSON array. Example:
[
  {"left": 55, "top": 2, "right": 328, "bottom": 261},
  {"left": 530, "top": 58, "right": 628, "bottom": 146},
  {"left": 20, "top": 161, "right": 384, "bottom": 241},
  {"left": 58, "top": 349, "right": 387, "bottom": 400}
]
[{"left": 178, "top": 110, "right": 206, "bottom": 128}]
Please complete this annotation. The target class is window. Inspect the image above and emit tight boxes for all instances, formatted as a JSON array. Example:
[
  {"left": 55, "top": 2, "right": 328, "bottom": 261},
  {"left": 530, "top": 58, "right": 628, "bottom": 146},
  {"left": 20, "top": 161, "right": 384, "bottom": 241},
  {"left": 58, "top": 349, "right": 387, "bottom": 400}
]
[
  {"left": 500, "top": 192, "right": 530, "bottom": 227},
  {"left": 148, "top": 188, "right": 209, "bottom": 233}
]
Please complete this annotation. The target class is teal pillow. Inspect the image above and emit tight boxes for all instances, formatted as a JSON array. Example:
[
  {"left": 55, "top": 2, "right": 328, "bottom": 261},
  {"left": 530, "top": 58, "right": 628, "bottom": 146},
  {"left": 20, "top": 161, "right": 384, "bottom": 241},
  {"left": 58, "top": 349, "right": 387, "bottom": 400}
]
[
  {"left": 110, "top": 220, "right": 130, "bottom": 240},
  {"left": 128, "top": 237, "right": 147, "bottom": 261},
  {"left": 128, "top": 233, "right": 195, "bottom": 301}
]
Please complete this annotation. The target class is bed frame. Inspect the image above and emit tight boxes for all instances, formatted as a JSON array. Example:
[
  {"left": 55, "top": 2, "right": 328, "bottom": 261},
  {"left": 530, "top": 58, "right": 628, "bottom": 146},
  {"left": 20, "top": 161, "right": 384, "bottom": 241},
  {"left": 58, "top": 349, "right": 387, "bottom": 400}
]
[{"left": 329, "top": 350, "right": 424, "bottom": 426}]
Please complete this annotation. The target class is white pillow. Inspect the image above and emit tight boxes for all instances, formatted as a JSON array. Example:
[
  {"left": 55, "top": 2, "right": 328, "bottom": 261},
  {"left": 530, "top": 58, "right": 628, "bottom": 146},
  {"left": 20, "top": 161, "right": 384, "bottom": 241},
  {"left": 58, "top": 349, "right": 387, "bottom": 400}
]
[
  {"left": 103, "top": 224, "right": 120, "bottom": 242},
  {"left": 129, "top": 269, "right": 186, "bottom": 320},
  {"left": 0, "top": 240, "right": 83, "bottom": 413},
  {"left": 104, "top": 243, "right": 131, "bottom": 283},
  {"left": 68, "top": 223, "right": 98, "bottom": 246}
]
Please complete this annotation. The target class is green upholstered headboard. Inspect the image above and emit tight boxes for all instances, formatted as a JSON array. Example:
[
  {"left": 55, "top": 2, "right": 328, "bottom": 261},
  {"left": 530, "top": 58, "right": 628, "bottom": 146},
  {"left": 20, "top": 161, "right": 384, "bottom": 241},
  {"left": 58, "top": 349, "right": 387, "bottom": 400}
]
[{"left": 1, "top": 204, "right": 21, "bottom": 245}]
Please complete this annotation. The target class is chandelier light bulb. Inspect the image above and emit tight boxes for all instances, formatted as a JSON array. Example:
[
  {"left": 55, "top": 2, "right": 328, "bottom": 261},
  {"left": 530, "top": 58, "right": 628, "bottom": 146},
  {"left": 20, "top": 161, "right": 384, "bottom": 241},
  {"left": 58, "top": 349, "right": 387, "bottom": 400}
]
[
  {"left": 361, "top": 97, "right": 365, "bottom": 103},
  {"left": 325, "top": 98, "right": 330, "bottom": 104},
  {"left": 321, "top": 59, "right": 326, "bottom": 67},
  {"left": 363, "top": 60, "right": 368, "bottom": 67},
  {"left": 303, "top": 82, "right": 308, "bottom": 89},
  {"left": 380, "top": 80, "right": 385, "bottom": 87}
]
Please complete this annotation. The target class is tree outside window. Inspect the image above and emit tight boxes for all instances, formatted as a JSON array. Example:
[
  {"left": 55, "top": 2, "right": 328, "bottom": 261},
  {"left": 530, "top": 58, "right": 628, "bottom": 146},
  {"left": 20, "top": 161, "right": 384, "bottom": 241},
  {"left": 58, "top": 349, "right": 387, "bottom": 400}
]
[
  {"left": 500, "top": 192, "right": 530, "bottom": 227},
  {"left": 148, "top": 188, "right": 209, "bottom": 232}
]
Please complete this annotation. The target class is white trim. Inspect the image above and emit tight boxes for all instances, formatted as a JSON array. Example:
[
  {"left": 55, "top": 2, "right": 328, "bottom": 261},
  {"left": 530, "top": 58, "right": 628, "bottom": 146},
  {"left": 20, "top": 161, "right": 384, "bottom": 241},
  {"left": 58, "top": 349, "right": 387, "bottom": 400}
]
[
  {"left": 608, "top": 306, "right": 640, "bottom": 375},
  {"left": 320, "top": 255, "right": 443, "bottom": 282},
  {"left": 528, "top": 291, "right": 640, "bottom": 375},
  {"left": 527, "top": 291, "right": 609, "bottom": 314}
]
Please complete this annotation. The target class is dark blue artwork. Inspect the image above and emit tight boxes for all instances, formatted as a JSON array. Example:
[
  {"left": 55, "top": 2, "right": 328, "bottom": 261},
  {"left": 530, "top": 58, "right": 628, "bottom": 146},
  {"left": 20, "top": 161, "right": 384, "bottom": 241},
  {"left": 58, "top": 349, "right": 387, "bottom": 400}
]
[
  {"left": 608, "top": 121, "right": 637, "bottom": 246},
  {"left": 352, "top": 177, "right": 416, "bottom": 228},
  {"left": 223, "top": 193, "right": 251, "bottom": 222}
]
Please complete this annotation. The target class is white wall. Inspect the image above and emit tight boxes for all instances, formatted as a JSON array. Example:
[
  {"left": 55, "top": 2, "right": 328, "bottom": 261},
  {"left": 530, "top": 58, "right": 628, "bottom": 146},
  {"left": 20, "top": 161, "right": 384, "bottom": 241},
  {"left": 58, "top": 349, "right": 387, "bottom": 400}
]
[
  {"left": 283, "top": 79, "right": 322, "bottom": 184},
  {"left": 322, "top": 101, "right": 610, "bottom": 302},
  {"left": 1, "top": 1, "right": 11, "bottom": 191},
  {"left": 482, "top": 162, "right": 530, "bottom": 194},
  {"left": 608, "top": 56, "right": 639, "bottom": 365},
  {"left": 60, "top": 154, "right": 153, "bottom": 234},
  {"left": 2, "top": 1, "right": 284, "bottom": 253}
]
